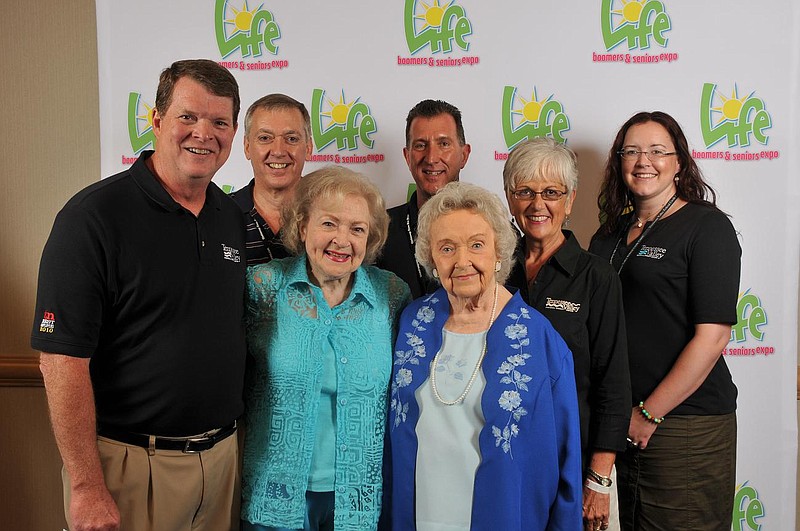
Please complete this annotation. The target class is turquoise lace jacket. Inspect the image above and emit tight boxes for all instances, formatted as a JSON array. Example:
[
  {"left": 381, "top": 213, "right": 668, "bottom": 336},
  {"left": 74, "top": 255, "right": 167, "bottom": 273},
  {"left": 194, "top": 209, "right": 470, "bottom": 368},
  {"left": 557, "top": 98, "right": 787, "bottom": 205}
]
[{"left": 241, "top": 254, "right": 410, "bottom": 530}]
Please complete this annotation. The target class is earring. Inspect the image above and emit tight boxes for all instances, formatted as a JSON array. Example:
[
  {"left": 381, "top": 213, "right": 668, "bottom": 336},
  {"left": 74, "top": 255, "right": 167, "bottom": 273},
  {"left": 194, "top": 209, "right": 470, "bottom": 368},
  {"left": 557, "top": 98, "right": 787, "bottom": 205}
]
[
  {"left": 564, "top": 215, "right": 571, "bottom": 228},
  {"left": 432, "top": 268, "right": 439, "bottom": 279},
  {"left": 494, "top": 261, "right": 501, "bottom": 272},
  {"left": 674, "top": 174, "right": 679, "bottom": 182}
]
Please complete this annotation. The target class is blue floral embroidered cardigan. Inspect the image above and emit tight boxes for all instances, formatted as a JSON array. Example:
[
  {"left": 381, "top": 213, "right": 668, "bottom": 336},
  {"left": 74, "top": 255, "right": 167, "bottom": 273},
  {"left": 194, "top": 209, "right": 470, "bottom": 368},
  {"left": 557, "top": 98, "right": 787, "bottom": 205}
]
[
  {"left": 387, "top": 289, "right": 583, "bottom": 530},
  {"left": 242, "top": 255, "right": 410, "bottom": 530}
]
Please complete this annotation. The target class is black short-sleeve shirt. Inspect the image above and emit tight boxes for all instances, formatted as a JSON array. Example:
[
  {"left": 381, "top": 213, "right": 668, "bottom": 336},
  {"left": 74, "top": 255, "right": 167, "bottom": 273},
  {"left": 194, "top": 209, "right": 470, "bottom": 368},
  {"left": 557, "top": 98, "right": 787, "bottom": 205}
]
[
  {"left": 31, "top": 151, "right": 247, "bottom": 435},
  {"left": 589, "top": 203, "right": 740, "bottom": 415}
]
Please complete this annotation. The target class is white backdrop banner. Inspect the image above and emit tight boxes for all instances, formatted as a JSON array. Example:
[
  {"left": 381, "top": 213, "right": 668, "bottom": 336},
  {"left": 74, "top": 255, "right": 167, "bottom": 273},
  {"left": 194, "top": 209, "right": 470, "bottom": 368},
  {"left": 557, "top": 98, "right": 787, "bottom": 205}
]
[{"left": 96, "top": 2, "right": 799, "bottom": 529}]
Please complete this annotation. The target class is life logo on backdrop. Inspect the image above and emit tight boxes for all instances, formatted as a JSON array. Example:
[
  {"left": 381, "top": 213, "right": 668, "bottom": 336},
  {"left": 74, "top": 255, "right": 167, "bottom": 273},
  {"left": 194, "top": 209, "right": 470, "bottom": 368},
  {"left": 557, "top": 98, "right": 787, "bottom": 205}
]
[
  {"left": 214, "top": 0, "right": 289, "bottom": 72},
  {"left": 732, "top": 482, "right": 765, "bottom": 531},
  {"left": 122, "top": 92, "right": 156, "bottom": 166},
  {"left": 593, "top": 0, "right": 679, "bottom": 64},
  {"left": 494, "top": 86, "right": 570, "bottom": 161},
  {"left": 396, "top": 0, "right": 480, "bottom": 68},
  {"left": 724, "top": 289, "right": 774, "bottom": 357},
  {"left": 694, "top": 83, "right": 779, "bottom": 162},
  {"left": 309, "top": 89, "right": 385, "bottom": 165}
]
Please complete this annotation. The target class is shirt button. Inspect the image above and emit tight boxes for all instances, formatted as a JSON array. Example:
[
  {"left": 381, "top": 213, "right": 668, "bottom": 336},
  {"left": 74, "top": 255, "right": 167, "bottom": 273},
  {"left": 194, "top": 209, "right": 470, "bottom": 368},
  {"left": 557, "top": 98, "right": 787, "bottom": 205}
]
[
  {"left": 201, "top": 241, "right": 205, "bottom": 247},
  {"left": 324, "top": 319, "right": 331, "bottom": 325},
  {"left": 339, "top": 398, "right": 347, "bottom": 406},
  {"left": 340, "top": 444, "right": 347, "bottom": 452},
  {"left": 338, "top": 486, "right": 346, "bottom": 493},
  {"left": 340, "top": 357, "right": 348, "bottom": 364}
]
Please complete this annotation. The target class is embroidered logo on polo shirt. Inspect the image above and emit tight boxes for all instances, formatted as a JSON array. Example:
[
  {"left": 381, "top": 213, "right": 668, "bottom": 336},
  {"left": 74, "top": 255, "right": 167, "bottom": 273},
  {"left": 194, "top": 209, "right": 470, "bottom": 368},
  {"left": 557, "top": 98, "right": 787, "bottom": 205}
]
[
  {"left": 221, "top": 244, "right": 241, "bottom": 263},
  {"left": 637, "top": 245, "right": 666, "bottom": 259},
  {"left": 545, "top": 298, "right": 580, "bottom": 313},
  {"left": 39, "top": 311, "right": 56, "bottom": 334}
]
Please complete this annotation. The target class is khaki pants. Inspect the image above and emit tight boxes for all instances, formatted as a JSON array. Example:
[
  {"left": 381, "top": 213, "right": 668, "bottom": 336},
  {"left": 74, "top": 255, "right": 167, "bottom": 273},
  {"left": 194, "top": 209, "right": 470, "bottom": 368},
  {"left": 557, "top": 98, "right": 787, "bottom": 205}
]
[{"left": 63, "top": 431, "right": 240, "bottom": 531}]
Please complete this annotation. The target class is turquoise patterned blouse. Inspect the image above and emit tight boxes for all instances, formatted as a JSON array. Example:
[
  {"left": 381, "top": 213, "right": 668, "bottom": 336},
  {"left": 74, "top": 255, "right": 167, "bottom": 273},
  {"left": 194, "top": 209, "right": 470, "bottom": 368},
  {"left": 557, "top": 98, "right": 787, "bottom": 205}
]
[{"left": 241, "top": 254, "right": 410, "bottom": 530}]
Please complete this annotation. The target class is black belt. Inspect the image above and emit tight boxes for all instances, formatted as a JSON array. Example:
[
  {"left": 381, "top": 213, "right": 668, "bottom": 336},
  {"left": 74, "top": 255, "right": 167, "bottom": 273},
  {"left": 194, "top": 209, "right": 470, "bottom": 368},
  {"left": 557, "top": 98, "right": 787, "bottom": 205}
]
[{"left": 97, "top": 422, "right": 237, "bottom": 453}]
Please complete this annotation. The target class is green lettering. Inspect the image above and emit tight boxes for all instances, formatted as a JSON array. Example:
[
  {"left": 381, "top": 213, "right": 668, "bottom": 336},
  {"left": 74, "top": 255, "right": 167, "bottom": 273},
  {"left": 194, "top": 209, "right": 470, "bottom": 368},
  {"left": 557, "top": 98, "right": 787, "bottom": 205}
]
[
  {"left": 751, "top": 110, "right": 771, "bottom": 145},
  {"left": 127, "top": 93, "right": 156, "bottom": 154},
  {"left": 214, "top": 0, "right": 279, "bottom": 58},
  {"left": 700, "top": 83, "right": 728, "bottom": 148},
  {"left": 651, "top": 11, "right": 671, "bottom": 46},
  {"left": 312, "top": 90, "right": 375, "bottom": 151},
  {"left": 600, "top": 0, "right": 624, "bottom": 50},
  {"left": 502, "top": 86, "right": 530, "bottom": 150},
  {"left": 404, "top": 0, "right": 428, "bottom": 54},
  {"left": 601, "top": 0, "right": 670, "bottom": 50},
  {"left": 737, "top": 99, "right": 764, "bottom": 147},
  {"left": 340, "top": 102, "right": 369, "bottom": 150},
  {"left": 311, "top": 89, "right": 340, "bottom": 151},
  {"left": 732, "top": 485, "right": 764, "bottom": 531},
  {"left": 454, "top": 16, "right": 472, "bottom": 50},
  {"left": 252, "top": 11, "right": 280, "bottom": 56},
  {"left": 501, "top": 87, "right": 570, "bottom": 147},
  {"left": 748, "top": 306, "right": 767, "bottom": 341},
  {"left": 702, "top": 84, "right": 771, "bottom": 148},
  {"left": 731, "top": 292, "right": 766, "bottom": 343},
  {"left": 359, "top": 114, "right": 377, "bottom": 149},
  {"left": 551, "top": 112, "right": 570, "bottom": 144},
  {"left": 404, "top": 0, "right": 470, "bottom": 54},
  {"left": 745, "top": 499, "right": 764, "bottom": 529}
]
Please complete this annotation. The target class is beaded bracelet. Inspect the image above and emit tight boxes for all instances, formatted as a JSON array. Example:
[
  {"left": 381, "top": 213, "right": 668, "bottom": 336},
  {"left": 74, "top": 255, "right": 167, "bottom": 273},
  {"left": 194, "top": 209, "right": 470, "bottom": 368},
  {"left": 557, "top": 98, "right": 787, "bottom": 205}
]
[{"left": 638, "top": 401, "right": 664, "bottom": 424}]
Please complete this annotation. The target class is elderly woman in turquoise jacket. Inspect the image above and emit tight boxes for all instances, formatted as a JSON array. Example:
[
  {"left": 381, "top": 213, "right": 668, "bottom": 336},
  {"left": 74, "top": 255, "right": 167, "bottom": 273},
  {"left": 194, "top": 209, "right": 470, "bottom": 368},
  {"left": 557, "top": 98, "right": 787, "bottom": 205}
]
[
  {"left": 241, "top": 167, "right": 410, "bottom": 531},
  {"left": 387, "top": 181, "right": 582, "bottom": 531}
]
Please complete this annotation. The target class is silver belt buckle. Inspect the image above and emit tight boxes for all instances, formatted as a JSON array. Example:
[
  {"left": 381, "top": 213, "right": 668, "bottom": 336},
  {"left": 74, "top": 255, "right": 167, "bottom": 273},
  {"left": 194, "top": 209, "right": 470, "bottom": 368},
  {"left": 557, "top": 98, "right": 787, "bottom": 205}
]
[{"left": 182, "top": 435, "right": 213, "bottom": 453}]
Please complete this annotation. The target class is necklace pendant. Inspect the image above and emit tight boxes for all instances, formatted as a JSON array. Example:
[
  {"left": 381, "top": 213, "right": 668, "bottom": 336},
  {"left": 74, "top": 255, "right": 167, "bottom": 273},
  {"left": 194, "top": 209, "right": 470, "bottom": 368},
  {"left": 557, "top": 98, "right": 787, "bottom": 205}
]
[{"left": 636, "top": 221, "right": 643, "bottom": 228}]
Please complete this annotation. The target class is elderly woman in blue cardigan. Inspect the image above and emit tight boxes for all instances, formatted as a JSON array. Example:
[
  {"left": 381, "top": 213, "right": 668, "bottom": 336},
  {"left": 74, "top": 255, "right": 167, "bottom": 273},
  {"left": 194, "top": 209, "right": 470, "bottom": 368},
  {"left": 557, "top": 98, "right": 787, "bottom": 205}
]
[{"left": 386, "top": 181, "right": 582, "bottom": 530}]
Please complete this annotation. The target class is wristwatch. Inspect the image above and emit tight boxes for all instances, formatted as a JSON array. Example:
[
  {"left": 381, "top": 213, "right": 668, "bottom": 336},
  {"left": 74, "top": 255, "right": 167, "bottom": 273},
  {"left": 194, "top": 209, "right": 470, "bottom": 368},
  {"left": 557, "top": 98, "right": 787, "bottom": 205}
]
[{"left": 586, "top": 467, "right": 613, "bottom": 487}]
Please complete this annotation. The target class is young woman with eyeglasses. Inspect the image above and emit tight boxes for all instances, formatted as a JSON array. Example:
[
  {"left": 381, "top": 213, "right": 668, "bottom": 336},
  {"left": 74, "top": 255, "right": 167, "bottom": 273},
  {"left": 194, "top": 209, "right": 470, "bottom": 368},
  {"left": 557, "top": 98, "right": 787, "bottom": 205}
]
[{"left": 589, "top": 111, "right": 741, "bottom": 531}]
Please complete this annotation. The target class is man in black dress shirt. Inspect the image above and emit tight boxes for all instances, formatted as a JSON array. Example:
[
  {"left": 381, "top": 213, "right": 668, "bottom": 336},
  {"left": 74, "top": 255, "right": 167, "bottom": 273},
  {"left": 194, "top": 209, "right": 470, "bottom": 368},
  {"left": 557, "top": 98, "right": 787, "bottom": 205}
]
[
  {"left": 377, "top": 100, "right": 471, "bottom": 298},
  {"left": 231, "top": 94, "right": 313, "bottom": 264}
]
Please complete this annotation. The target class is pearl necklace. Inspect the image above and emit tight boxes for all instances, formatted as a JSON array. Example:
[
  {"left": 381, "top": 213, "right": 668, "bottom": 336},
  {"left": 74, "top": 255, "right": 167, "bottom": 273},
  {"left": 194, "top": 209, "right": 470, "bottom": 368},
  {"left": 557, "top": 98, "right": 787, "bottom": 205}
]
[{"left": 430, "top": 283, "right": 499, "bottom": 406}]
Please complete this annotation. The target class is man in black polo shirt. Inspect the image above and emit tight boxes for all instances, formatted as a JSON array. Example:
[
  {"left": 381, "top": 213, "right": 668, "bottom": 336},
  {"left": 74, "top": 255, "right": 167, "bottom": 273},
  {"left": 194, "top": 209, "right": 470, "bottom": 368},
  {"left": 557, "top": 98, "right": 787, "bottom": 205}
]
[
  {"left": 230, "top": 93, "right": 312, "bottom": 264},
  {"left": 377, "top": 99, "right": 471, "bottom": 298},
  {"left": 32, "top": 59, "right": 245, "bottom": 531}
]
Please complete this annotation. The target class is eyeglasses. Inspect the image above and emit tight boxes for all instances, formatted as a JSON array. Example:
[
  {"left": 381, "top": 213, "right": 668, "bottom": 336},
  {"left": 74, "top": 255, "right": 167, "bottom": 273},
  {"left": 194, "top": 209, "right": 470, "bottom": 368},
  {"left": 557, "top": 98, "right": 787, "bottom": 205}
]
[
  {"left": 510, "top": 188, "right": 568, "bottom": 201},
  {"left": 617, "top": 148, "right": 676, "bottom": 161}
]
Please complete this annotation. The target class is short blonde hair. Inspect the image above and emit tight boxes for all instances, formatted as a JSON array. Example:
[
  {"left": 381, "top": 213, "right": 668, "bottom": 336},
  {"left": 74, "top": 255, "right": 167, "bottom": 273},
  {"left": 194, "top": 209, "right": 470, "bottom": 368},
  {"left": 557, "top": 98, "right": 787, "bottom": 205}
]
[
  {"left": 281, "top": 166, "right": 389, "bottom": 264},
  {"left": 503, "top": 137, "right": 578, "bottom": 194},
  {"left": 415, "top": 181, "right": 517, "bottom": 285}
]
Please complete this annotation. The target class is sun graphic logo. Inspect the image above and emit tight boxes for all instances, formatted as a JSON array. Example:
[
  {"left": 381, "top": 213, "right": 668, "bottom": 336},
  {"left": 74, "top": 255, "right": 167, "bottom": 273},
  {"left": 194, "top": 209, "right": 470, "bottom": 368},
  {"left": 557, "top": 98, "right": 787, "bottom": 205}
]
[
  {"left": 501, "top": 86, "right": 570, "bottom": 149},
  {"left": 311, "top": 89, "right": 377, "bottom": 152},
  {"left": 404, "top": 0, "right": 472, "bottom": 54},
  {"left": 214, "top": 0, "right": 280, "bottom": 58},
  {"left": 732, "top": 482, "right": 765, "bottom": 531},
  {"left": 700, "top": 83, "right": 772, "bottom": 149},
  {"left": 127, "top": 92, "right": 156, "bottom": 154},
  {"left": 600, "top": 0, "right": 671, "bottom": 51}
]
